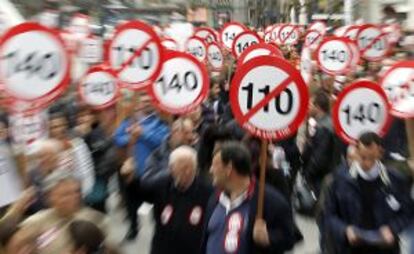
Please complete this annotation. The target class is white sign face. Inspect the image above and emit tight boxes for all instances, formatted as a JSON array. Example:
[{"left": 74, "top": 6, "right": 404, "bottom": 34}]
[
  {"left": 161, "top": 39, "right": 178, "bottom": 51},
  {"left": 233, "top": 32, "right": 260, "bottom": 57},
  {"left": 309, "top": 21, "right": 326, "bottom": 35},
  {"left": 345, "top": 26, "right": 360, "bottom": 41},
  {"left": 220, "top": 23, "right": 246, "bottom": 50},
  {"left": 108, "top": 21, "right": 163, "bottom": 89},
  {"left": 79, "top": 36, "right": 103, "bottom": 64},
  {"left": 357, "top": 25, "right": 388, "bottom": 61},
  {"left": 304, "top": 30, "right": 323, "bottom": 51},
  {"left": 241, "top": 48, "right": 272, "bottom": 64},
  {"left": 230, "top": 56, "right": 309, "bottom": 141},
  {"left": 300, "top": 47, "right": 313, "bottom": 85},
  {"left": 151, "top": 51, "right": 208, "bottom": 114},
  {"left": 279, "top": 25, "right": 299, "bottom": 45},
  {"left": 271, "top": 25, "right": 282, "bottom": 44},
  {"left": 194, "top": 28, "right": 216, "bottom": 44},
  {"left": 186, "top": 37, "right": 207, "bottom": 62},
  {"left": 380, "top": 63, "right": 414, "bottom": 118},
  {"left": 333, "top": 83, "right": 390, "bottom": 143},
  {"left": 38, "top": 10, "right": 59, "bottom": 29},
  {"left": 334, "top": 26, "right": 349, "bottom": 37},
  {"left": 9, "top": 110, "right": 48, "bottom": 150},
  {"left": 79, "top": 68, "right": 118, "bottom": 108},
  {"left": 347, "top": 40, "right": 360, "bottom": 71},
  {"left": 317, "top": 38, "right": 352, "bottom": 75},
  {"left": 207, "top": 43, "right": 224, "bottom": 71},
  {"left": 0, "top": 23, "right": 69, "bottom": 101}
]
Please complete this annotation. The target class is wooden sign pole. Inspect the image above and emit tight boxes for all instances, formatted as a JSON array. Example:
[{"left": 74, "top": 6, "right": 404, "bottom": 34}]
[
  {"left": 256, "top": 139, "right": 268, "bottom": 219},
  {"left": 406, "top": 119, "right": 414, "bottom": 173}
]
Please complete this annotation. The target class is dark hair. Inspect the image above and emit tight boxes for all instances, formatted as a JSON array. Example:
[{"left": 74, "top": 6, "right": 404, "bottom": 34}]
[
  {"left": 219, "top": 141, "right": 251, "bottom": 176},
  {"left": 358, "top": 132, "right": 383, "bottom": 147},
  {"left": 312, "top": 90, "right": 330, "bottom": 113},
  {"left": 0, "top": 112, "right": 8, "bottom": 128},
  {"left": 69, "top": 220, "right": 105, "bottom": 254}
]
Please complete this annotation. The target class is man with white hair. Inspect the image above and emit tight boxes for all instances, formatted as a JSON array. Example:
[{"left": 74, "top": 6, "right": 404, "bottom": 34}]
[{"left": 139, "top": 145, "right": 212, "bottom": 254}]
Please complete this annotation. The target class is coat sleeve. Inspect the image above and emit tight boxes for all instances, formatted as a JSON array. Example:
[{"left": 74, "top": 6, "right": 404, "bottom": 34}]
[
  {"left": 113, "top": 120, "right": 131, "bottom": 148},
  {"left": 260, "top": 187, "right": 295, "bottom": 253},
  {"left": 139, "top": 122, "right": 169, "bottom": 150},
  {"left": 322, "top": 179, "right": 348, "bottom": 245},
  {"left": 303, "top": 127, "right": 334, "bottom": 178},
  {"left": 387, "top": 174, "right": 414, "bottom": 234},
  {"left": 141, "top": 150, "right": 171, "bottom": 187}
]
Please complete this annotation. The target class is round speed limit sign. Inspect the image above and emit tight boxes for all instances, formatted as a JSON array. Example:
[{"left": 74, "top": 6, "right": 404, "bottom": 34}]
[
  {"left": 161, "top": 38, "right": 178, "bottom": 51},
  {"left": 194, "top": 27, "right": 217, "bottom": 44},
  {"left": 220, "top": 22, "right": 247, "bottom": 51},
  {"left": 380, "top": 61, "right": 414, "bottom": 118},
  {"left": 149, "top": 51, "right": 209, "bottom": 114},
  {"left": 304, "top": 29, "right": 323, "bottom": 51},
  {"left": 332, "top": 80, "right": 391, "bottom": 144},
  {"left": 186, "top": 36, "right": 207, "bottom": 62},
  {"left": 107, "top": 20, "right": 163, "bottom": 90},
  {"left": 317, "top": 37, "right": 352, "bottom": 75},
  {"left": 207, "top": 42, "right": 224, "bottom": 72},
  {"left": 356, "top": 24, "right": 389, "bottom": 61},
  {"left": 0, "top": 22, "right": 70, "bottom": 102},
  {"left": 230, "top": 56, "right": 309, "bottom": 141},
  {"left": 279, "top": 25, "right": 300, "bottom": 45},
  {"left": 237, "top": 43, "right": 283, "bottom": 67},
  {"left": 232, "top": 31, "right": 261, "bottom": 58},
  {"left": 78, "top": 65, "right": 119, "bottom": 110}
]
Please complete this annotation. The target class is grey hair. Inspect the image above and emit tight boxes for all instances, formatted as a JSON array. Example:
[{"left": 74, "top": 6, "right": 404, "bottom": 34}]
[{"left": 168, "top": 145, "right": 198, "bottom": 170}]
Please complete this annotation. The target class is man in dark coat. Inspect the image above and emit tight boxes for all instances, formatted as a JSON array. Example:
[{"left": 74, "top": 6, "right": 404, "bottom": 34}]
[
  {"left": 201, "top": 141, "right": 295, "bottom": 254},
  {"left": 140, "top": 146, "right": 212, "bottom": 254},
  {"left": 322, "top": 132, "right": 413, "bottom": 254}
]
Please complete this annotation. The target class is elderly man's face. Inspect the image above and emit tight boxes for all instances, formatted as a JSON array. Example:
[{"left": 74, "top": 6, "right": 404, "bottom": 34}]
[
  {"left": 48, "top": 179, "right": 81, "bottom": 217},
  {"left": 170, "top": 158, "right": 195, "bottom": 191}
]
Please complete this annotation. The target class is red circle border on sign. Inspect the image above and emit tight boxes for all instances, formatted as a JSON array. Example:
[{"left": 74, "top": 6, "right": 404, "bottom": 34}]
[
  {"left": 147, "top": 50, "right": 210, "bottom": 115},
  {"left": 278, "top": 24, "right": 300, "bottom": 45},
  {"left": 356, "top": 24, "right": 390, "bottom": 62},
  {"left": 219, "top": 22, "right": 248, "bottom": 51},
  {"left": 194, "top": 27, "right": 217, "bottom": 43},
  {"left": 0, "top": 22, "right": 71, "bottom": 103},
  {"left": 78, "top": 64, "right": 120, "bottom": 110},
  {"left": 107, "top": 20, "right": 164, "bottom": 90},
  {"left": 316, "top": 36, "right": 353, "bottom": 76},
  {"left": 237, "top": 42, "right": 283, "bottom": 67},
  {"left": 231, "top": 31, "right": 261, "bottom": 58},
  {"left": 185, "top": 36, "right": 208, "bottom": 63},
  {"left": 207, "top": 42, "right": 224, "bottom": 72},
  {"left": 230, "top": 55, "right": 309, "bottom": 141},
  {"left": 332, "top": 80, "right": 392, "bottom": 144},
  {"left": 379, "top": 60, "right": 414, "bottom": 119}
]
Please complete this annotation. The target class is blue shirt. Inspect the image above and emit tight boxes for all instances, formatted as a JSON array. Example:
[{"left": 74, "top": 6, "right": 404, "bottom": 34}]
[
  {"left": 206, "top": 192, "right": 252, "bottom": 254},
  {"left": 114, "top": 114, "right": 169, "bottom": 177}
]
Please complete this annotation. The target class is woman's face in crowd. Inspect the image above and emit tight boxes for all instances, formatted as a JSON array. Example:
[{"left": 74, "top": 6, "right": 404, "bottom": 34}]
[{"left": 49, "top": 117, "right": 68, "bottom": 140}]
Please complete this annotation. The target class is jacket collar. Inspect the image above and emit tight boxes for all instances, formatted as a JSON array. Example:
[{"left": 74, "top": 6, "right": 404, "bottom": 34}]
[{"left": 348, "top": 161, "right": 391, "bottom": 186}]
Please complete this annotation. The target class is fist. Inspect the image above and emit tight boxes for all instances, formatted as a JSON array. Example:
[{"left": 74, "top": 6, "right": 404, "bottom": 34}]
[
  {"left": 346, "top": 226, "right": 359, "bottom": 246},
  {"left": 253, "top": 219, "right": 270, "bottom": 247},
  {"left": 380, "top": 226, "right": 395, "bottom": 246}
]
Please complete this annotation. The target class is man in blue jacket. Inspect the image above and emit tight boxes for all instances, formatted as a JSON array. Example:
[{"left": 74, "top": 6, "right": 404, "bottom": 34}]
[
  {"left": 114, "top": 92, "right": 169, "bottom": 240},
  {"left": 201, "top": 141, "right": 295, "bottom": 254},
  {"left": 322, "top": 132, "right": 413, "bottom": 254}
]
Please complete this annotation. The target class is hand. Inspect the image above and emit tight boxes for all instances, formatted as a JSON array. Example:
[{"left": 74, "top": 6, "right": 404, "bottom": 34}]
[
  {"left": 380, "top": 226, "right": 395, "bottom": 246},
  {"left": 346, "top": 226, "right": 359, "bottom": 246},
  {"left": 9, "top": 187, "right": 36, "bottom": 218},
  {"left": 127, "top": 124, "right": 143, "bottom": 141},
  {"left": 120, "top": 157, "right": 135, "bottom": 183},
  {"left": 253, "top": 219, "right": 270, "bottom": 247}
]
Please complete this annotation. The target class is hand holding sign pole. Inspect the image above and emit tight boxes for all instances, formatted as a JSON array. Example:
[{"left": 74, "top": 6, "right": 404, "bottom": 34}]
[{"left": 230, "top": 56, "right": 309, "bottom": 218}]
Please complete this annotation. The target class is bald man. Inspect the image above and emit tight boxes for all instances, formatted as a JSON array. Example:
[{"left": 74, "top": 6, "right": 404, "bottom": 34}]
[{"left": 140, "top": 146, "right": 212, "bottom": 254}]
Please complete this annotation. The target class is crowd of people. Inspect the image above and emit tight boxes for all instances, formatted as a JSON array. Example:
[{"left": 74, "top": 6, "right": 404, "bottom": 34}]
[{"left": 1, "top": 15, "right": 414, "bottom": 254}]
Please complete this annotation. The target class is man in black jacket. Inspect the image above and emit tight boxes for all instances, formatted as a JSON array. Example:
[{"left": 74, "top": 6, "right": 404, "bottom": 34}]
[
  {"left": 140, "top": 145, "right": 212, "bottom": 254},
  {"left": 201, "top": 141, "right": 295, "bottom": 254},
  {"left": 302, "top": 90, "right": 341, "bottom": 197}
]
